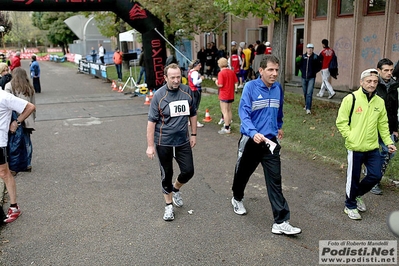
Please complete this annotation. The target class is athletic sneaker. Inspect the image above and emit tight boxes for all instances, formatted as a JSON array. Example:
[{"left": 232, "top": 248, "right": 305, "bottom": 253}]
[
  {"left": 163, "top": 204, "right": 174, "bottom": 221},
  {"left": 356, "top": 196, "right": 366, "bottom": 212},
  {"left": 231, "top": 197, "right": 247, "bottom": 215},
  {"left": 172, "top": 191, "right": 183, "bottom": 207},
  {"left": 218, "top": 128, "right": 231, "bottom": 134},
  {"left": 370, "top": 183, "right": 383, "bottom": 195},
  {"left": 344, "top": 207, "right": 362, "bottom": 220},
  {"left": 218, "top": 118, "right": 224, "bottom": 125},
  {"left": 4, "top": 205, "right": 22, "bottom": 223},
  {"left": 328, "top": 92, "right": 336, "bottom": 99},
  {"left": 306, "top": 109, "right": 311, "bottom": 115},
  {"left": 197, "top": 122, "right": 204, "bottom": 128},
  {"left": 272, "top": 221, "right": 302, "bottom": 235},
  {"left": 316, "top": 93, "right": 323, "bottom": 97}
]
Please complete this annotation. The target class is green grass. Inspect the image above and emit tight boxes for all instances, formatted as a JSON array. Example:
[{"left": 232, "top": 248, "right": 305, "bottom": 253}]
[{"left": 200, "top": 90, "right": 399, "bottom": 182}]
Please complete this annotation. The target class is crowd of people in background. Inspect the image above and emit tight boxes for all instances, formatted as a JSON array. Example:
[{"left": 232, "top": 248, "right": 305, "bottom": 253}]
[{"left": 196, "top": 40, "right": 273, "bottom": 89}]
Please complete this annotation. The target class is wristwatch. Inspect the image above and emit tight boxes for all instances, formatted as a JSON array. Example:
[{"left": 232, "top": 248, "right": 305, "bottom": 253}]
[{"left": 15, "top": 120, "right": 21, "bottom": 126}]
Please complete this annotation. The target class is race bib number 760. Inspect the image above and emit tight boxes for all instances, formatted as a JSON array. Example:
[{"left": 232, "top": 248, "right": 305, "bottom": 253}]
[{"left": 169, "top": 100, "right": 190, "bottom": 117}]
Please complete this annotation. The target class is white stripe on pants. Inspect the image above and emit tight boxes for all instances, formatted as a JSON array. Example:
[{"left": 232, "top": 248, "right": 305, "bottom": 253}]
[{"left": 319, "top": 69, "right": 335, "bottom": 96}]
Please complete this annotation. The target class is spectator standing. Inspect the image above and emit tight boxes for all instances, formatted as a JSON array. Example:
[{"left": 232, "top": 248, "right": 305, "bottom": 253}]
[
  {"left": 90, "top": 47, "right": 97, "bottom": 63},
  {"left": 215, "top": 44, "right": 226, "bottom": 75},
  {"left": 265, "top": 42, "right": 272, "bottom": 54},
  {"left": 317, "top": 39, "right": 336, "bottom": 99},
  {"left": 241, "top": 42, "right": 252, "bottom": 82},
  {"left": 98, "top": 43, "right": 105, "bottom": 65},
  {"left": 252, "top": 44, "right": 266, "bottom": 78},
  {"left": 10, "top": 52, "right": 21, "bottom": 71},
  {"left": 137, "top": 47, "right": 146, "bottom": 84},
  {"left": 370, "top": 58, "right": 399, "bottom": 195},
  {"left": 228, "top": 48, "right": 242, "bottom": 93},
  {"left": 188, "top": 60, "right": 205, "bottom": 128},
  {"left": 215, "top": 58, "right": 238, "bottom": 134},
  {"left": 113, "top": 47, "right": 123, "bottom": 82},
  {"left": 205, "top": 43, "right": 215, "bottom": 79},
  {"left": 30, "top": 55, "right": 41, "bottom": 93},
  {"left": 336, "top": 69, "right": 396, "bottom": 220},
  {"left": 0, "top": 88, "right": 35, "bottom": 223},
  {"left": 0, "top": 53, "right": 10, "bottom": 66},
  {"left": 197, "top": 46, "right": 207, "bottom": 75},
  {"left": 0, "top": 63, "right": 12, "bottom": 90},
  {"left": 299, "top": 43, "right": 321, "bottom": 114},
  {"left": 146, "top": 63, "right": 198, "bottom": 221},
  {"left": 237, "top": 46, "right": 245, "bottom": 89},
  {"left": 231, "top": 55, "right": 302, "bottom": 235},
  {"left": 5, "top": 67, "right": 36, "bottom": 175}
]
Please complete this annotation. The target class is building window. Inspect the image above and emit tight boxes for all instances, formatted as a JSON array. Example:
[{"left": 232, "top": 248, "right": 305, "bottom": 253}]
[
  {"left": 367, "top": 0, "right": 386, "bottom": 14},
  {"left": 316, "top": 0, "right": 328, "bottom": 17},
  {"left": 338, "top": 0, "right": 354, "bottom": 15}
]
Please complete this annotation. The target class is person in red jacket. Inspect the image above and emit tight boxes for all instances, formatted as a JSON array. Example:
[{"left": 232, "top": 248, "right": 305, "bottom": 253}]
[
  {"left": 10, "top": 51, "right": 21, "bottom": 71},
  {"left": 113, "top": 48, "right": 123, "bottom": 81}
]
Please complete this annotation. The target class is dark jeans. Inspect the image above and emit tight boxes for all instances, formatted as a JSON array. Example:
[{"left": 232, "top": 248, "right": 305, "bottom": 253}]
[
  {"left": 115, "top": 64, "right": 122, "bottom": 80},
  {"left": 137, "top": 66, "right": 146, "bottom": 83},
  {"left": 33, "top": 77, "right": 41, "bottom": 93},
  {"left": 302, "top": 77, "right": 315, "bottom": 110}
]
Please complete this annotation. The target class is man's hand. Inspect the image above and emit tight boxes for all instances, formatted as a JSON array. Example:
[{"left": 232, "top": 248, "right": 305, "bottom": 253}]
[
  {"left": 388, "top": 144, "right": 397, "bottom": 154},
  {"left": 146, "top": 146, "right": 156, "bottom": 159}
]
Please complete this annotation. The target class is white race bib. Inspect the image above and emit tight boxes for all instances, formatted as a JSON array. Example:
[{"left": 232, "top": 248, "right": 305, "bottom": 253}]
[{"left": 169, "top": 100, "right": 190, "bottom": 117}]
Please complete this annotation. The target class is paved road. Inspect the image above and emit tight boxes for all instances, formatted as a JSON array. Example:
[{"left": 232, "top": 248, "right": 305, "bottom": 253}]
[{"left": 0, "top": 61, "right": 397, "bottom": 265}]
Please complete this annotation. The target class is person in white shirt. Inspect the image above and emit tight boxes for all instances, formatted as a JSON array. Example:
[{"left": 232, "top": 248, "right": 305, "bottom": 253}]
[
  {"left": 0, "top": 90, "right": 35, "bottom": 223},
  {"left": 98, "top": 43, "right": 105, "bottom": 64}
]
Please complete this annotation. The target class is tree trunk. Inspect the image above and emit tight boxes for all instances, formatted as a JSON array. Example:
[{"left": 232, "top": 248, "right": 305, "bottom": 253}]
[{"left": 272, "top": 11, "right": 289, "bottom": 91}]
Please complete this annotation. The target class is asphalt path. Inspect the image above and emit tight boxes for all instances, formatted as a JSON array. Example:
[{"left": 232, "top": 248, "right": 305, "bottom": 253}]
[{"left": 0, "top": 61, "right": 397, "bottom": 265}]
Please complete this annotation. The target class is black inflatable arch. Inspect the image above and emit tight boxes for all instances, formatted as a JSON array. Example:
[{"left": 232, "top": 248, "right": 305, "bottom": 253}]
[{"left": 2, "top": 0, "right": 166, "bottom": 89}]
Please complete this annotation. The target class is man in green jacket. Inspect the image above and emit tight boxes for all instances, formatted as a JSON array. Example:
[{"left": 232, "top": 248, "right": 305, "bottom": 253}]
[{"left": 336, "top": 68, "right": 396, "bottom": 220}]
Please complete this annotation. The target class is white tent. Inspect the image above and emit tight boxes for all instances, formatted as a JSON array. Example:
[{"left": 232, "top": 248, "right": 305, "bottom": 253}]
[{"left": 119, "top": 30, "right": 138, "bottom": 50}]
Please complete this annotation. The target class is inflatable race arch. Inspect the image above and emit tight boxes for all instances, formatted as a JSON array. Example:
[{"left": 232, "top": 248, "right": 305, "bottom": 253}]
[{"left": 2, "top": 0, "right": 167, "bottom": 89}]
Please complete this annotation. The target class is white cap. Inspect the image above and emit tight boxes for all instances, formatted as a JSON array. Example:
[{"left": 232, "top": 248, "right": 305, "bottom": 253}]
[
  {"left": 360, "top": 68, "right": 378, "bottom": 80},
  {"left": 239, "top": 42, "right": 245, "bottom": 48},
  {"left": 306, "top": 43, "right": 314, "bottom": 48},
  {"left": 231, "top": 41, "right": 237, "bottom": 46},
  {"left": 265, "top": 42, "right": 270, "bottom": 46}
]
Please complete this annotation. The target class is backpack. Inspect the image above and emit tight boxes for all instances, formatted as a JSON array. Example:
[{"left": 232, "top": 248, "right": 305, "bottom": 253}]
[
  {"left": 329, "top": 51, "right": 338, "bottom": 79},
  {"left": 348, "top": 93, "right": 356, "bottom": 126}
]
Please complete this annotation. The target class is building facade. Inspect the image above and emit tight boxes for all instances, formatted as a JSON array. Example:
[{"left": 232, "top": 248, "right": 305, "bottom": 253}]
[{"left": 194, "top": 0, "right": 397, "bottom": 91}]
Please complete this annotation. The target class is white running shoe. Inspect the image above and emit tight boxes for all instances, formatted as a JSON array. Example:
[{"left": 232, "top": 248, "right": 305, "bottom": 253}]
[
  {"left": 218, "top": 128, "right": 231, "bottom": 134},
  {"left": 272, "top": 221, "right": 302, "bottom": 235},
  {"left": 197, "top": 122, "right": 204, "bottom": 128},
  {"left": 344, "top": 207, "right": 362, "bottom": 220},
  {"left": 172, "top": 191, "right": 183, "bottom": 207},
  {"left": 231, "top": 197, "right": 247, "bottom": 215},
  {"left": 163, "top": 204, "right": 174, "bottom": 221},
  {"left": 218, "top": 118, "right": 224, "bottom": 125},
  {"left": 356, "top": 197, "right": 366, "bottom": 212}
]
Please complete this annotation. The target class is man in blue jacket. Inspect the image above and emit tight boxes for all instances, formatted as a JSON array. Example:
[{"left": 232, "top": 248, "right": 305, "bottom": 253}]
[{"left": 231, "top": 55, "right": 301, "bottom": 235}]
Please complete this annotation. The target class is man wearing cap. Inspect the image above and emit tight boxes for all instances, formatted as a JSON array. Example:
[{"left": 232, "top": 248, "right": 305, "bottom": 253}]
[
  {"left": 336, "top": 69, "right": 396, "bottom": 220},
  {"left": 10, "top": 51, "right": 21, "bottom": 71},
  {"left": 113, "top": 47, "right": 123, "bottom": 82},
  {"left": 299, "top": 43, "right": 322, "bottom": 114},
  {"left": 264, "top": 42, "right": 272, "bottom": 54}
]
